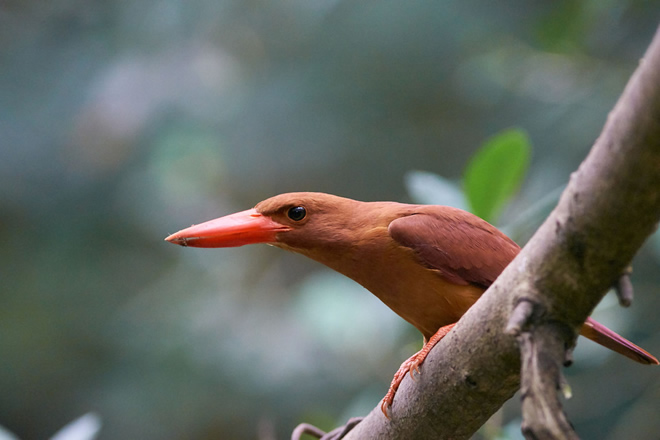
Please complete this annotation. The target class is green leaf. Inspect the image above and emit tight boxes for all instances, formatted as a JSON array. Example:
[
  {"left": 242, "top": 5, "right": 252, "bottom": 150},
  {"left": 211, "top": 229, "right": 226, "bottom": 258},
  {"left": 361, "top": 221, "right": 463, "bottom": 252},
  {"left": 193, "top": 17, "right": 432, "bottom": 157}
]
[{"left": 463, "top": 128, "right": 531, "bottom": 223}]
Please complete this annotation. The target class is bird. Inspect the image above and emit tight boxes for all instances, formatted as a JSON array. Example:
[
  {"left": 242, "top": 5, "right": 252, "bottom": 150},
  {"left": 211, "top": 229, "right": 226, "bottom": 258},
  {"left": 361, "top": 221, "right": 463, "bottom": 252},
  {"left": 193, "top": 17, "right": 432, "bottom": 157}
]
[{"left": 165, "top": 192, "right": 658, "bottom": 417}]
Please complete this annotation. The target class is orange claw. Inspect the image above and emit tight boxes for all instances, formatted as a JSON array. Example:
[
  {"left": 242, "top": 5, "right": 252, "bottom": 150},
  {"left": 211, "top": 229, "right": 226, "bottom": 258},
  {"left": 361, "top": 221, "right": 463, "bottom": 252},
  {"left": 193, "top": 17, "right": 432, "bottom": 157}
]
[{"left": 380, "top": 323, "right": 456, "bottom": 419}]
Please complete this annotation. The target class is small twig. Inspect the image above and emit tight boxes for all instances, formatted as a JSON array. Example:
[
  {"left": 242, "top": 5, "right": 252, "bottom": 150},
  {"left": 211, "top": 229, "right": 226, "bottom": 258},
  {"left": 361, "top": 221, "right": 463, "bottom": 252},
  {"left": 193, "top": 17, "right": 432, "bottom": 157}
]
[
  {"left": 291, "top": 418, "right": 363, "bottom": 440},
  {"left": 506, "top": 298, "right": 580, "bottom": 439},
  {"left": 321, "top": 418, "right": 363, "bottom": 440},
  {"left": 518, "top": 323, "right": 578, "bottom": 440},
  {"left": 291, "top": 423, "right": 325, "bottom": 440},
  {"left": 614, "top": 268, "right": 634, "bottom": 307}
]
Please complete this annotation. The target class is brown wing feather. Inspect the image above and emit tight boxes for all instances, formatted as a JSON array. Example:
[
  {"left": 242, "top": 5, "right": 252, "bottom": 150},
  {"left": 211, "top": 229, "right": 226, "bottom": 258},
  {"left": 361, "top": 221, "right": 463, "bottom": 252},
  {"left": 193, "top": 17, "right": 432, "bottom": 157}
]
[{"left": 388, "top": 207, "right": 520, "bottom": 288}]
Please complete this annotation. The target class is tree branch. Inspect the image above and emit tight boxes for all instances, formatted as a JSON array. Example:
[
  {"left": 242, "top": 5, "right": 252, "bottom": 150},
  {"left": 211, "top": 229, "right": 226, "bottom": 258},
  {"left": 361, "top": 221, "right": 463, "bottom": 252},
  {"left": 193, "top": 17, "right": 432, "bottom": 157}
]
[{"left": 339, "top": 25, "right": 660, "bottom": 440}]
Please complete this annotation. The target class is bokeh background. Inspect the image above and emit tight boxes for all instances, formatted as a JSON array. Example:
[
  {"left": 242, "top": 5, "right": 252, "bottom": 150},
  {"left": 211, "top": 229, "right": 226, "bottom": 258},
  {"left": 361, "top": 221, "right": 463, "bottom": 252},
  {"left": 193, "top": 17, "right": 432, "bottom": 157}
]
[{"left": 2, "top": 1, "right": 660, "bottom": 439}]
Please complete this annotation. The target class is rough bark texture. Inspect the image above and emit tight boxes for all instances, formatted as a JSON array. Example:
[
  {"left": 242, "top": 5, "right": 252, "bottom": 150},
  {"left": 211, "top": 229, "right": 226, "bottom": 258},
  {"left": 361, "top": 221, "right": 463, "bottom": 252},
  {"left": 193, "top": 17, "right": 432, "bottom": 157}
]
[{"left": 341, "top": 26, "right": 660, "bottom": 440}]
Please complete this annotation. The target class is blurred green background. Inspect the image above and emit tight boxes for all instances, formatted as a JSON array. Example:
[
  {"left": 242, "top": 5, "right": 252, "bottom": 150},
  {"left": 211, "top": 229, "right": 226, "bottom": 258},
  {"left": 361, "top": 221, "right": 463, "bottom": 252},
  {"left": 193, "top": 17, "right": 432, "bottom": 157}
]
[{"left": 1, "top": 1, "right": 659, "bottom": 439}]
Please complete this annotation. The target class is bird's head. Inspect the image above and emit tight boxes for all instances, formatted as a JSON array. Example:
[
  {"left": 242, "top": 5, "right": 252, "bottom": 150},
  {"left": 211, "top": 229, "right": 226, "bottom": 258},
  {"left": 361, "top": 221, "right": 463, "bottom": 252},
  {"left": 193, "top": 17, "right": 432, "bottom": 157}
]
[{"left": 165, "top": 192, "right": 380, "bottom": 255}]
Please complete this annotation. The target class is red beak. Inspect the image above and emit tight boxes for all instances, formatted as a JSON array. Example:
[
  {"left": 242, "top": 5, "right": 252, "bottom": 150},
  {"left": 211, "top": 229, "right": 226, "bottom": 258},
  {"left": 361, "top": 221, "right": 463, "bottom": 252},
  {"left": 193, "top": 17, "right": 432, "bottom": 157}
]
[{"left": 165, "top": 208, "right": 291, "bottom": 248}]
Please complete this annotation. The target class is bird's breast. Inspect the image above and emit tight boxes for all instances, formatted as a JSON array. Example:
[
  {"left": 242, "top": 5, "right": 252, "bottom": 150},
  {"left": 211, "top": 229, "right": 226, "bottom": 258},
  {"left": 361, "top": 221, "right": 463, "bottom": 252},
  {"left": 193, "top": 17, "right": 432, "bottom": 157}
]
[{"left": 316, "top": 238, "right": 485, "bottom": 339}]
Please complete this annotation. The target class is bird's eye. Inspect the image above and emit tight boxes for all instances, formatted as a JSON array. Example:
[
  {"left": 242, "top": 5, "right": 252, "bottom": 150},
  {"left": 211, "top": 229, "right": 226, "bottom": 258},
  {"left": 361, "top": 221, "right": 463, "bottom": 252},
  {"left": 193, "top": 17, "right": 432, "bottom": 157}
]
[{"left": 287, "top": 206, "right": 306, "bottom": 221}]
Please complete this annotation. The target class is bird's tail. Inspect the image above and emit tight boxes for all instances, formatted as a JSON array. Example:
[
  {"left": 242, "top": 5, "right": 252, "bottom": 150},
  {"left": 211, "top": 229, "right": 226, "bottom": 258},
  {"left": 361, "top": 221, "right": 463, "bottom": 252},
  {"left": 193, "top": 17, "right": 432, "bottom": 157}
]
[{"left": 580, "top": 317, "right": 658, "bottom": 365}]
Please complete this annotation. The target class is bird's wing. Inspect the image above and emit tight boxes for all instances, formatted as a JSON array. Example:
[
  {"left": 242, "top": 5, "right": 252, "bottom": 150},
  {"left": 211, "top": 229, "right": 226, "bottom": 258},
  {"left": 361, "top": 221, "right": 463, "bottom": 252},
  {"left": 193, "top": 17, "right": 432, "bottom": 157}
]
[{"left": 388, "top": 210, "right": 520, "bottom": 288}]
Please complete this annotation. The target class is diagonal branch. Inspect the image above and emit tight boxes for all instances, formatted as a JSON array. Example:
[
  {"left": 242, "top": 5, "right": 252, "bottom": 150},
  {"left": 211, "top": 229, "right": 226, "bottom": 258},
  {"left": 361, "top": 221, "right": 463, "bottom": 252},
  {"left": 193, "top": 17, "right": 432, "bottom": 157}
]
[{"left": 340, "top": 25, "right": 660, "bottom": 440}]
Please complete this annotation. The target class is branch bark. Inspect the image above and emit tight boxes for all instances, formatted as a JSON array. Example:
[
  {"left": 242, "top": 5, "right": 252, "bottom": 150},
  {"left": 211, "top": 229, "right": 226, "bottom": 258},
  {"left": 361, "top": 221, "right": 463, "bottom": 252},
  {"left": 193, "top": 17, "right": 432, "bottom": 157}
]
[{"left": 340, "top": 25, "right": 660, "bottom": 440}]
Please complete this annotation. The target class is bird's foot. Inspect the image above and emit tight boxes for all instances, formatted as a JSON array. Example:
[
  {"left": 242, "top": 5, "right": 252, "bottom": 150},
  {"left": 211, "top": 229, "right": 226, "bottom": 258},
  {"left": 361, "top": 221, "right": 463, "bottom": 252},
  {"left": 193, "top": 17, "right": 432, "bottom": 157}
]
[
  {"left": 380, "top": 354, "right": 417, "bottom": 418},
  {"left": 380, "top": 323, "right": 456, "bottom": 419}
]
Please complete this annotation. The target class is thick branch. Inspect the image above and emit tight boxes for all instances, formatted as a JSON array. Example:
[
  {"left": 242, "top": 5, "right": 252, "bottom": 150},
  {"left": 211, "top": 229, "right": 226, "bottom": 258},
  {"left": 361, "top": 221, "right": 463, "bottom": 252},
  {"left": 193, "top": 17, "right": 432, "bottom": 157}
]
[{"left": 341, "top": 26, "right": 660, "bottom": 440}]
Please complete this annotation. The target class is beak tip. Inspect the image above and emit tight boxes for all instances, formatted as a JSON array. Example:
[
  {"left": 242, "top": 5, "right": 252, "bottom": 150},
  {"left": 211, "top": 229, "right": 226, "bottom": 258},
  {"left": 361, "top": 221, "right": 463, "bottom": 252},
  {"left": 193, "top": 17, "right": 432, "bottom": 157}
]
[{"left": 165, "top": 233, "right": 189, "bottom": 247}]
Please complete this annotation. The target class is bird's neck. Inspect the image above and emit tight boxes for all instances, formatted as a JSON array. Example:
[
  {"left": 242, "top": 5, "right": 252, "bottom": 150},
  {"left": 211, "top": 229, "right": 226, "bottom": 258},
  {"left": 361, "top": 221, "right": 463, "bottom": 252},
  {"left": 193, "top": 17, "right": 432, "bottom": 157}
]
[{"left": 298, "top": 232, "right": 483, "bottom": 339}]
